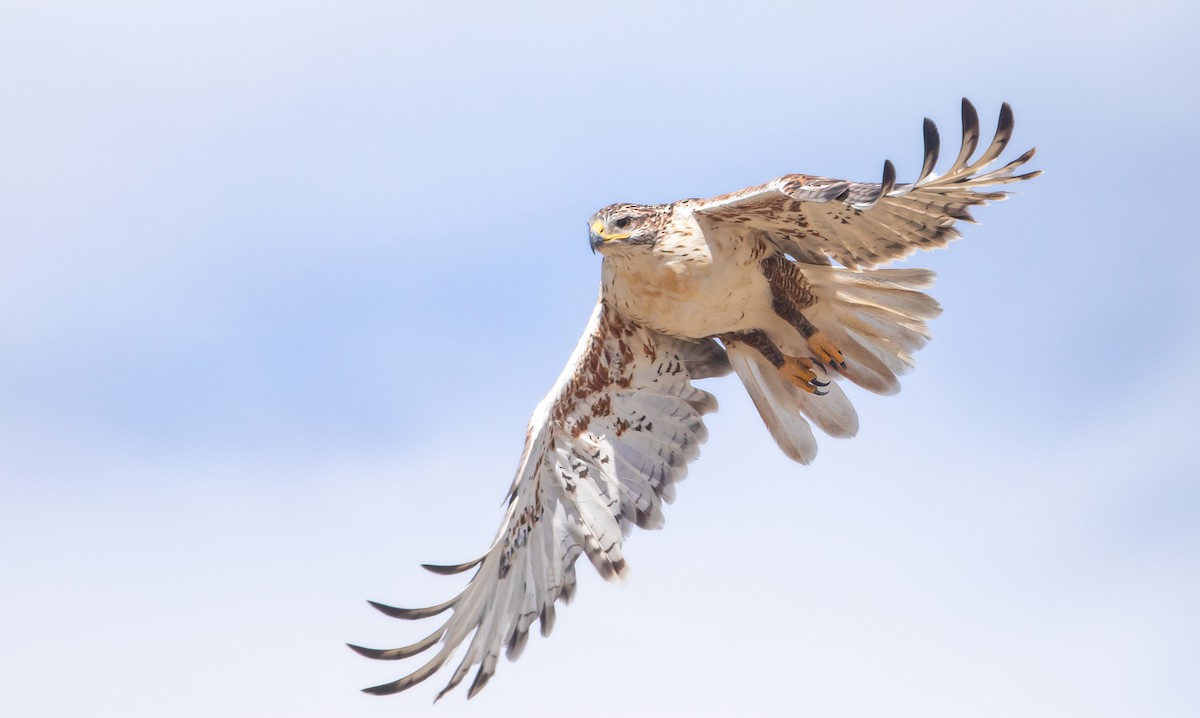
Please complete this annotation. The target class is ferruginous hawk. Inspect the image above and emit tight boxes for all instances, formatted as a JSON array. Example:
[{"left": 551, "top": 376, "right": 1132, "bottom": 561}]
[{"left": 349, "top": 99, "right": 1039, "bottom": 699}]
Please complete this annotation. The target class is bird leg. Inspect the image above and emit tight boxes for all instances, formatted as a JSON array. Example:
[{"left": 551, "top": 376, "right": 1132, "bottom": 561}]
[
  {"left": 718, "top": 330, "right": 829, "bottom": 395},
  {"left": 761, "top": 255, "right": 846, "bottom": 370}
]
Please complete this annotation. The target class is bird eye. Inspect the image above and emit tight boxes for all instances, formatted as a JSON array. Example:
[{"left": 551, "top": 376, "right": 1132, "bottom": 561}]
[{"left": 613, "top": 217, "right": 632, "bottom": 229}]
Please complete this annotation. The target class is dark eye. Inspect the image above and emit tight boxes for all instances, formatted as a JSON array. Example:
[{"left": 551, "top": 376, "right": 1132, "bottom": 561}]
[{"left": 613, "top": 217, "right": 632, "bottom": 229}]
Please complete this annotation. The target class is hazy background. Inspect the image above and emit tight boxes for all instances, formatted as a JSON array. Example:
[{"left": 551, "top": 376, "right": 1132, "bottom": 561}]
[{"left": 3, "top": 1, "right": 1197, "bottom": 716}]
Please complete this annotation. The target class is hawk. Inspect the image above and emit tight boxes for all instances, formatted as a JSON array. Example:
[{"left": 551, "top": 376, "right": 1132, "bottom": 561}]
[{"left": 350, "top": 99, "right": 1039, "bottom": 699}]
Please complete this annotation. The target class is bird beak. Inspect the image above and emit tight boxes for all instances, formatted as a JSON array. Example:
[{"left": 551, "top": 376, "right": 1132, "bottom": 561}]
[
  {"left": 589, "top": 220, "right": 606, "bottom": 253},
  {"left": 588, "top": 219, "right": 630, "bottom": 253}
]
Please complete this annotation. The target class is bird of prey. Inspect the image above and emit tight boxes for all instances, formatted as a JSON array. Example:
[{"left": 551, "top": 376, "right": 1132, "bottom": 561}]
[{"left": 349, "top": 99, "right": 1039, "bottom": 699}]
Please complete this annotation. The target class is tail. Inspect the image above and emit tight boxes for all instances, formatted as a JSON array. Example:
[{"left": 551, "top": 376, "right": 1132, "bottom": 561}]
[
  {"left": 803, "top": 266, "right": 942, "bottom": 396},
  {"left": 728, "top": 266, "right": 940, "bottom": 464},
  {"left": 727, "top": 343, "right": 858, "bottom": 464}
]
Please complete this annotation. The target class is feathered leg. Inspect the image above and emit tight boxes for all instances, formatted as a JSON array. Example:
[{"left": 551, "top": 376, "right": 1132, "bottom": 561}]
[
  {"left": 761, "top": 255, "right": 846, "bottom": 370},
  {"left": 717, "top": 330, "right": 829, "bottom": 396}
]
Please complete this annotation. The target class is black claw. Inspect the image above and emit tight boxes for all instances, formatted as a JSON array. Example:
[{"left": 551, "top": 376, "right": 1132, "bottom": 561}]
[
  {"left": 811, "top": 378, "right": 829, "bottom": 387},
  {"left": 809, "top": 355, "right": 845, "bottom": 372},
  {"left": 813, "top": 388, "right": 829, "bottom": 396}
]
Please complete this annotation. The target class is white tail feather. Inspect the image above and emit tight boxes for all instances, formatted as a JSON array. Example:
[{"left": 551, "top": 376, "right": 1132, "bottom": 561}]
[
  {"left": 804, "top": 266, "right": 942, "bottom": 396},
  {"left": 787, "top": 373, "right": 859, "bottom": 439},
  {"left": 726, "top": 345, "right": 819, "bottom": 464}
]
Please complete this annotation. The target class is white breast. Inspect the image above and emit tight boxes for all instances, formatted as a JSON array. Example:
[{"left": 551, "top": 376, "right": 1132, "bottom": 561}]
[{"left": 603, "top": 209, "right": 774, "bottom": 339}]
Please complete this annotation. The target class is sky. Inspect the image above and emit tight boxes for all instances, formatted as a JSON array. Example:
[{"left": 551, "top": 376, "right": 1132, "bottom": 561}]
[{"left": 2, "top": 1, "right": 1198, "bottom": 716}]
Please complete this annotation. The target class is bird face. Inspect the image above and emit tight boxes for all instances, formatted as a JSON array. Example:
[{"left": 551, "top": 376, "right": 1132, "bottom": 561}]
[{"left": 588, "top": 203, "right": 663, "bottom": 253}]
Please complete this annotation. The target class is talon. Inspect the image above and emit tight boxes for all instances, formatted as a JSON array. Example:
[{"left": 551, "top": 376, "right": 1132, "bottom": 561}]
[
  {"left": 779, "top": 355, "right": 829, "bottom": 395},
  {"left": 806, "top": 331, "right": 845, "bottom": 369}
]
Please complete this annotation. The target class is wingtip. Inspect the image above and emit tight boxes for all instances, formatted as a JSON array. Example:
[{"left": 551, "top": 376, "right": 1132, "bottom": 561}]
[
  {"left": 367, "top": 599, "right": 452, "bottom": 620},
  {"left": 421, "top": 556, "right": 483, "bottom": 575},
  {"left": 879, "top": 159, "right": 897, "bottom": 199},
  {"left": 366, "top": 599, "right": 401, "bottom": 617},
  {"left": 999, "top": 101, "right": 1015, "bottom": 129},
  {"left": 918, "top": 116, "right": 941, "bottom": 183},
  {"left": 961, "top": 97, "right": 978, "bottom": 121},
  {"left": 961, "top": 98, "right": 981, "bottom": 136},
  {"left": 466, "top": 667, "right": 494, "bottom": 699},
  {"left": 346, "top": 643, "right": 387, "bottom": 660},
  {"left": 922, "top": 116, "right": 938, "bottom": 147},
  {"left": 361, "top": 682, "right": 400, "bottom": 696}
]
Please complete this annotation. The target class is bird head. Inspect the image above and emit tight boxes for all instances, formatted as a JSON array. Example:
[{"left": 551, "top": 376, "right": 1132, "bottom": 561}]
[{"left": 588, "top": 203, "right": 665, "bottom": 254}]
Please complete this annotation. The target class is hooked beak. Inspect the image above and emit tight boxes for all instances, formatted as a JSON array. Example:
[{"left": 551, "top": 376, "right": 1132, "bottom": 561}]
[
  {"left": 589, "top": 221, "right": 603, "bottom": 253},
  {"left": 589, "top": 219, "right": 629, "bottom": 253}
]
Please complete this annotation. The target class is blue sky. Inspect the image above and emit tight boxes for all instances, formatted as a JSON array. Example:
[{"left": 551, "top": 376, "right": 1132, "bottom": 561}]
[{"left": 2, "top": 1, "right": 1198, "bottom": 716}]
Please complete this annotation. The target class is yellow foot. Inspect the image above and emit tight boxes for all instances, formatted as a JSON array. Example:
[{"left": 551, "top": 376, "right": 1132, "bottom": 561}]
[
  {"left": 807, "top": 331, "right": 846, "bottom": 369},
  {"left": 780, "top": 355, "right": 830, "bottom": 395}
]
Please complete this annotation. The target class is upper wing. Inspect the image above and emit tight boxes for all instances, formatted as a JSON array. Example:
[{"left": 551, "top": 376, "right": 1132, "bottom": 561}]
[
  {"left": 693, "top": 99, "right": 1041, "bottom": 269},
  {"left": 349, "top": 300, "right": 731, "bottom": 699}
]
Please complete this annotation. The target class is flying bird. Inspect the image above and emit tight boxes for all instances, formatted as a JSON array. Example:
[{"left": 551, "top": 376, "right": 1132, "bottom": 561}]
[{"left": 349, "top": 99, "right": 1040, "bottom": 699}]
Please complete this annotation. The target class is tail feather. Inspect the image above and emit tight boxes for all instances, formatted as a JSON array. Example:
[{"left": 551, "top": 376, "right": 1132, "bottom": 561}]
[
  {"left": 842, "top": 303, "right": 931, "bottom": 355},
  {"left": 727, "top": 345, "right": 817, "bottom": 463},
  {"left": 821, "top": 325, "right": 902, "bottom": 396},
  {"left": 726, "top": 344, "right": 861, "bottom": 463},
  {"left": 804, "top": 265, "right": 941, "bottom": 396},
  {"left": 787, "top": 371, "right": 859, "bottom": 439}
]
